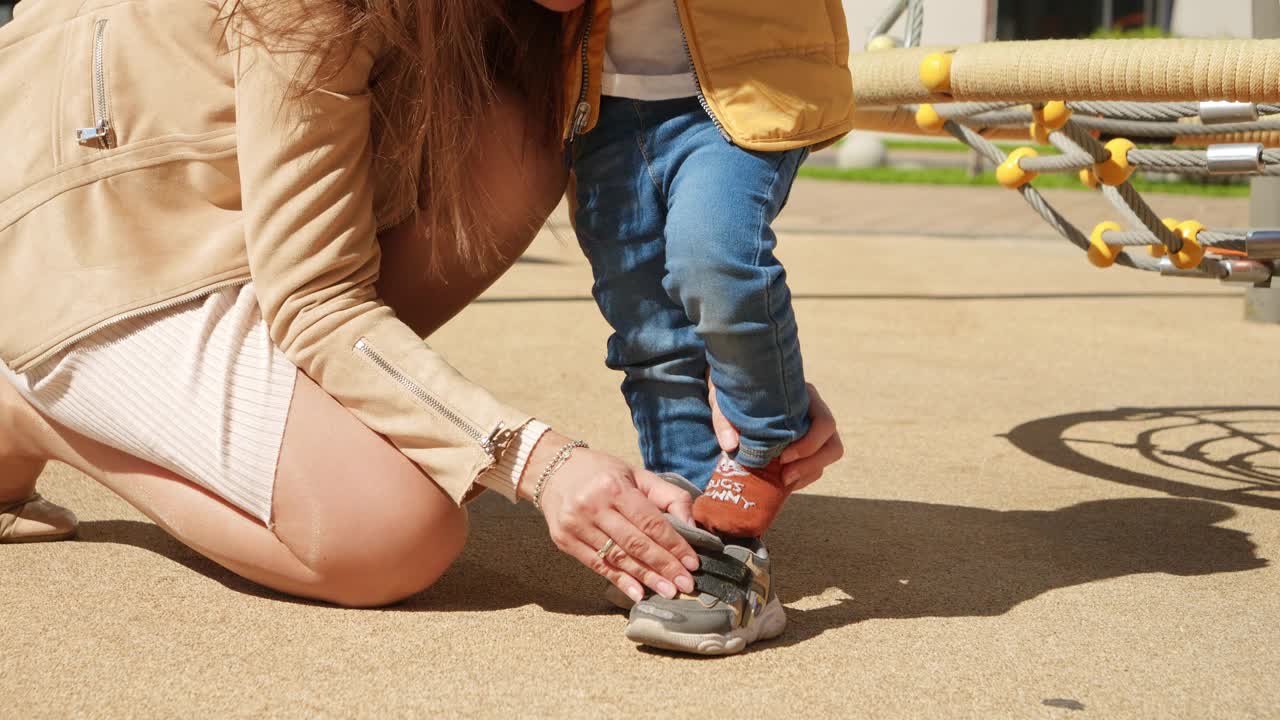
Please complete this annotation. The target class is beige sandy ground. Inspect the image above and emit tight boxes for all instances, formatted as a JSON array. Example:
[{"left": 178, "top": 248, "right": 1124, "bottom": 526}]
[{"left": 5, "top": 181, "right": 1279, "bottom": 718}]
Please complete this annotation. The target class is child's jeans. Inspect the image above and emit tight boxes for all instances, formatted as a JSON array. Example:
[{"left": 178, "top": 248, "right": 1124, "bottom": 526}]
[{"left": 572, "top": 95, "right": 811, "bottom": 489}]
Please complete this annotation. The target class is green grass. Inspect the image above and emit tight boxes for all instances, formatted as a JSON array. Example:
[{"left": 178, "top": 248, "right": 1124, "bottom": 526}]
[
  {"left": 1088, "top": 25, "right": 1173, "bottom": 40},
  {"left": 799, "top": 165, "right": 1251, "bottom": 198}
]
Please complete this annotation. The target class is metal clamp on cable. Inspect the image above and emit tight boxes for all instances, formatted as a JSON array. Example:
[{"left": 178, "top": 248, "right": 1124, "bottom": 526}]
[
  {"left": 1206, "top": 143, "right": 1264, "bottom": 175},
  {"left": 1199, "top": 101, "right": 1259, "bottom": 125},
  {"left": 1156, "top": 256, "right": 1271, "bottom": 285},
  {"left": 1245, "top": 230, "right": 1280, "bottom": 259},
  {"left": 1219, "top": 259, "right": 1274, "bottom": 287},
  {"left": 1159, "top": 256, "right": 1224, "bottom": 279}
]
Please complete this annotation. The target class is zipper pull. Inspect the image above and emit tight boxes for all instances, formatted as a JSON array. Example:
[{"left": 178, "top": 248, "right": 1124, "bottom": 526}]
[
  {"left": 75, "top": 121, "right": 111, "bottom": 147},
  {"left": 564, "top": 101, "right": 592, "bottom": 168},
  {"left": 481, "top": 422, "right": 517, "bottom": 462},
  {"left": 570, "top": 101, "right": 591, "bottom": 139}
]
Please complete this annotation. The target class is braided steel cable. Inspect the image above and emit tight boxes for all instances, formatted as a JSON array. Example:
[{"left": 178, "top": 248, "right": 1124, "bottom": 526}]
[
  {"left": 1073, "top": 116, "right": 1280, "bottom": 137},
  {"left": 1105, "top": 230, "right": 1246, "bottom": 249},
  {"left": 1069, "top": 101, "right": 1200, "bottom": 120},
  {"left": 904, "top": 0, "right": 924, "bottom": 48},
  {"left": 1010, "top": 147, "right": 1280, "bottom": 176},
  {"left": 905, "top": 99, "right": 1262, "bottom": 263},
  {"left": 866, "top": 0, "right": 908, "bottom": 49},
  {"left": 854, "top": 1, "right": 1271, "bottom": 279},
  {"left": 931, "top": 102, "right": 1021, "bottom": 118},
  {"left": 1018, "top": 152, "right": 1096, "bottom": 173},
  {"left": 943, "top": 106, "right": 1280, "bottom": 140}
]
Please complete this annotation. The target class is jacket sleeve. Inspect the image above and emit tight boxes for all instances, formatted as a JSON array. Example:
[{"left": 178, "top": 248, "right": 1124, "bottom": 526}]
[{"left": 232, "top": 25, "right": 531, "bottom": 504}]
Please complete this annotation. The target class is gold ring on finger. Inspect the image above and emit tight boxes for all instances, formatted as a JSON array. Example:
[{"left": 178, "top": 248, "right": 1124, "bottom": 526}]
[{"left": 595, "top": 538, "right": 617, "bottom": 559}]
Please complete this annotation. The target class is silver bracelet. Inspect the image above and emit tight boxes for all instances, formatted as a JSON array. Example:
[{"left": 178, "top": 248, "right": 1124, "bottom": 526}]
[{"left": 532, "top": 440, "right": 589, "bottom": 510}]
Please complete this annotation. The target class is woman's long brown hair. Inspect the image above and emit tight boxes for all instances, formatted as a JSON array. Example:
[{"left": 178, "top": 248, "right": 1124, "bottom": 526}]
[{"left": 222, "top": 0, "right": 566, "bottom": 272}]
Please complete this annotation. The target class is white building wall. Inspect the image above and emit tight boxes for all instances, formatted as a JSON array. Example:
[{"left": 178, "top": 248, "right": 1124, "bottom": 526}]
[
  {"left": 843, "top": 0, "right": 989, "bottom": 52},
  {"left": 845, "top": 0, "right": 1259, "bottom": 47},
  {"left": 1171, "top": 0, "right": 1253, "bottom": 37}
]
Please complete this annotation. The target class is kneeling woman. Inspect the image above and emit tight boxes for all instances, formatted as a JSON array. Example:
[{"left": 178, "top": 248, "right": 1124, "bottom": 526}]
[{"left": 0, "top": 0, "right": 838, "bottom": 609}]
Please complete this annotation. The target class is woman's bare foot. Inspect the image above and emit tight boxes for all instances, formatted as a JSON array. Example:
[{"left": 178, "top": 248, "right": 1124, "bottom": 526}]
[
  {"left": 0, "top": 379, "right": 75, "bottom": 542},
  {"left": 0, "top": 378, "right": 48, "bottom": 503}
]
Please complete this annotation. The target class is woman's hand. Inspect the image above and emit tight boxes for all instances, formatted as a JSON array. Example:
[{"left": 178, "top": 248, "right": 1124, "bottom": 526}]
[
  {"left": 522, "top": 434, "right": 699, "bottom": 604},
  {"left": 709, "top": 379, "right": 844, "bottom": 490}
]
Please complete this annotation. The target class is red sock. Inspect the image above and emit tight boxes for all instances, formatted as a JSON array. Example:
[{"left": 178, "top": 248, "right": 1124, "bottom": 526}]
[{"left": 692, "top": 455, "right": 789, "bottom": 538}]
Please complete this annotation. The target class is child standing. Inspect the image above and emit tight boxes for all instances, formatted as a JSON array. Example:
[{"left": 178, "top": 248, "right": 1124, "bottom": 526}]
[
  {"left": 551, "top": 0, "right": 853, "bottom": 654},
  {"left": 563, "top": 0, "right": 853, "bottom": 539}
]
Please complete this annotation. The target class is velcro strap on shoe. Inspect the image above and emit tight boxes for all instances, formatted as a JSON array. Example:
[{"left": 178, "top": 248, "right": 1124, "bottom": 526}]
[
  {"left": 693, "top": 573, "right": 746, "bottom": 606},
  {"left": 665, "top": 514, "right": 724, "bottom": 552},
  {"left": 696, "top": 552, "right": 750, "bottom": 585}
]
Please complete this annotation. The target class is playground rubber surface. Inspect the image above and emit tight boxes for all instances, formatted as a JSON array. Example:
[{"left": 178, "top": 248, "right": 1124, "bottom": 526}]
[{"left": 5, "top": 181, "right": 1278, "bottom": 718}]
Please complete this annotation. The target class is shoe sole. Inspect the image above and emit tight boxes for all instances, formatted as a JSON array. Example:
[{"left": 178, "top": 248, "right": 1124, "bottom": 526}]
[
  {"left": 624, "top": 595, "right": 786, "bottom": 656},
  {"left": 0, "top": 526, "right": 77, "bottom": 544}
]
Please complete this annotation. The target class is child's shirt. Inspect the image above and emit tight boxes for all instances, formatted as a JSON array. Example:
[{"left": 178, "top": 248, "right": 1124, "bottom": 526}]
[{"left": 602, "top": 0, "right": 696, "bottom": 100}]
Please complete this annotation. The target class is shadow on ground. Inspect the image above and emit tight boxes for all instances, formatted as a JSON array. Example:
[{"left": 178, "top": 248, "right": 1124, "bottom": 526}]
[
  {"left": 70, "top": 406, "right": 1276, "bottom": 645},
  {"left": 75, "top": 489, "right": 1265, "bottom": 650},
  {"left": 1006, "top": 406, "right": 1280, "bottom": 511},
  {"left": 434, "top": 492, "right": 1264, "bottom": 650}
]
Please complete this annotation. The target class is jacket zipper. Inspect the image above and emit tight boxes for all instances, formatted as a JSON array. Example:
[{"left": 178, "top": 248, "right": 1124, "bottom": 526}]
[
  {"left": 76, "top": 19, "right": 114, "bottom": 148},
  {"left": 673, "top": 0, "right": 732, "bottom": 143},
  {"left": 353, "top": 338, "right": 516, "bottom": 464},
  {"left": 32, "top": 278, "right": 249, "bottom": 368},
  {"left": 564, "top": 1, "right": 595, "bottom": 165}
]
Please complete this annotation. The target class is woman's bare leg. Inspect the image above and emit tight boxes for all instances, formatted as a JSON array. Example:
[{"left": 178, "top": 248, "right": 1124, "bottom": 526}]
[
  {"left": 2, "top": 91, "right": 566, "bottom": 606},
  {"left": 0, "top": 444, "right": 44, "bottom": 504},
  {"left": 1, "top": 373, "right": 463, "bottom": 607},
  {"left": 0, "top": 387, "right": 46, "bottom": 503}
]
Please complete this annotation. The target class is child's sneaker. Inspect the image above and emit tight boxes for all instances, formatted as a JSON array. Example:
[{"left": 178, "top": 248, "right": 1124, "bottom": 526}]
[
  {"left": 607, "top": 473, "right": 787, "bottom": 655},
  {"left": 624, "top": 535, "right": 785, "bottom": 655},
  {"left": 692, "top": 453, "right": 790, "bottom": 538}
]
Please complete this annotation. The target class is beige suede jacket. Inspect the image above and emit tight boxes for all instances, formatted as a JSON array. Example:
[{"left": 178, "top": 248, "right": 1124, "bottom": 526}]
[{"left": 0, "top": 0, "right": 531, "bottom": 504}]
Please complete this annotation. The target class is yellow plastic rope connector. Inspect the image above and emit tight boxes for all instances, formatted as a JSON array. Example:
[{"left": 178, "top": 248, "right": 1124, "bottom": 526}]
[
  {"left": 1171, "top": 221, "right": 1206, "bottom": 269},
  {"left": 1088, "top": 221, "right": 1125, "bottom": 267},
  {"left": 1079, "top": 167, "right": 1100, "bottom": 189},
  {"left": 919, "top": 52, "right": 953, "bottom": 94},
  {"left": 1035, "top": 101, "right": 1072, "bottom": 130},
  {"left": 915, "top": 104, "right": 946, "bottom": 131},
  {"left": 1151, "top": 218, "right": 1179, "bottom": 257},
  {"left": 1030, "top": 102, "right": 1071, "bottom": 144},
  {"left": 1095, "top": 138, "right": 1137, "bottom": 186},
  {"left": 996, "top": 147, "right": 1039, "bottom": 188},
  {"left": 868, "top": 34, "right": 900, "bottom": 52}
]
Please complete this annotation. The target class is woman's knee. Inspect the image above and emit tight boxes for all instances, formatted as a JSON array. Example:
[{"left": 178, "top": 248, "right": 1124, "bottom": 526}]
[
  {"left": 0, "top": 377, "right": 50, "bottom": 461},
  {"left": 304, "top": 501, "right": 469, "bottom": 608},
  {"left": 271, "top": 375, "right": 470, "bottom": 607}
]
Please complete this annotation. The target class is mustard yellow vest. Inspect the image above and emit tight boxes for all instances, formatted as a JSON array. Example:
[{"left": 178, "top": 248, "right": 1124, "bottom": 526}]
[{"left": 561, "top": 0, "right": 854, "bottom": 152}]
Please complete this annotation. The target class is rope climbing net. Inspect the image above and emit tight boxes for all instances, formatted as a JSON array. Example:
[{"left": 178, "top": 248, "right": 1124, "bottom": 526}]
[{"left": 849, "top": 2, "right": 1280, "bottom": 286}]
